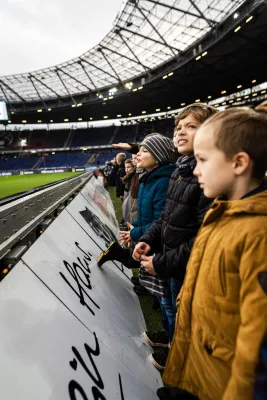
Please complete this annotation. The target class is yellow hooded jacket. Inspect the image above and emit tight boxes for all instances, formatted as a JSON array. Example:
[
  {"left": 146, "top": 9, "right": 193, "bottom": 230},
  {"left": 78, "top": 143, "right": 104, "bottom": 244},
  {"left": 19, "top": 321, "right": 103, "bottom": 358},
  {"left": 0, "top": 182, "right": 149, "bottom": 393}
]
[{"left": 164, "top": 189, "right": 267, "bottom": 400}]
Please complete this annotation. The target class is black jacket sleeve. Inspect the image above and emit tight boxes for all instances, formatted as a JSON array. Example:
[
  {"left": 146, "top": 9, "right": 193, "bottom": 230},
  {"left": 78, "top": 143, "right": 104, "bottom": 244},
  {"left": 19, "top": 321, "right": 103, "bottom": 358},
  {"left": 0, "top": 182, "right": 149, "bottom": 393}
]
[
  {"left": 152, "top": 194, "right": 213, "bottom": 280},
  {"left": 128, "top": 143, "right": 139, "bottom": 154},
  {"left": 116, "top": 166, "right": 126, "bottom": 197},
  {"left": 137, "top": 212, "right": 164, "bottom": 251}
]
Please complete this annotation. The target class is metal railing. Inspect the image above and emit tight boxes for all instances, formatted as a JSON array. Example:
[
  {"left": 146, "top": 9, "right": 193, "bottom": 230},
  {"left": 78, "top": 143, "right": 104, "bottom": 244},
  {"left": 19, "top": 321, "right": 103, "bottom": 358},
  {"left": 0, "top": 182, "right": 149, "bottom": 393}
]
[{"left": 0, "top": 172, "right": 92, "bottom": 260}]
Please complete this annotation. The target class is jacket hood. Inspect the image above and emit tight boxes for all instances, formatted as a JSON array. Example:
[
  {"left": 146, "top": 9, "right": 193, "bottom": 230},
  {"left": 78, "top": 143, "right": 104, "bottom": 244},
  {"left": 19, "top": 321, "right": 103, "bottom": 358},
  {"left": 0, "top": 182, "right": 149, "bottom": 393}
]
[
  {"left": 204, "top": 185, "right": 267, "bottom": 225},
  {"left": 140, "top": 163, "right": 176, "bottom": 183}
]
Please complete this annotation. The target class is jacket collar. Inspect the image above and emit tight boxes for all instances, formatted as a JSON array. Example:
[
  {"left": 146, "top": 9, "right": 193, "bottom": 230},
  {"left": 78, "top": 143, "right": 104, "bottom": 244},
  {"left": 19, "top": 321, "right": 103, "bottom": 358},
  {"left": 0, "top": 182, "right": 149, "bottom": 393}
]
[
  {"left": 176, "top": 154, "right": 196, "bottom": 177},
  {"left": 204, "top": 184, "right": 267, "bottom": 225}
]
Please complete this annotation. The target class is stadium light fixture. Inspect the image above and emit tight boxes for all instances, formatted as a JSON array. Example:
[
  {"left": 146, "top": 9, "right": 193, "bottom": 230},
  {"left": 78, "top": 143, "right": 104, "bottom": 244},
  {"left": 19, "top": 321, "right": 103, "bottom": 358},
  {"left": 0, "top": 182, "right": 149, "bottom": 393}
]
[
  {"left": 132, "top": 88, "right": 137, "bottom": 92},
  {"left": 142, "top": 111, "right": 146, "bottom": 114},
  {"left": 50, "top": 120, "right": 53, "bottom": 122},
  {"left": 156, "top": 109, "right": 161, "bottom": 112},
  {"left": 244, "top": 95, "right": 249, "bottom": 99},
  {"left": 138, "top": 86, "right": 143, "bottom": 90},
  {"left": 168, "top": 72, "right": 174, "bottom": 77},
  {"left": 52, "top": 152, "right": 55, "bottom": 155},
  {"left": 11, "top": 111, "right": 14, "bottom": 114},
  {"left": 236, "top": 98, "right": 241, "bottom": 101},
  {"left": 103, "top": 116, "right": 108, "bottom": 119},
  {"left": 8, "top": 120, "right": 11, "bottom": 123},
  {"left": 237, "top": 84, "right": 242, "bottom": 89},
  {"left": 233, "top": 12, "right": 239, "bottom": 19},
  {"left": 77, "top": 103, "right": 82, "bottom": 107},
  {"left": 195, "top": 99, "right": 200, "bottom": 102},
  {"left": 222, "top": 102, "right": 226, "bottom": 105},
  {"left": 207, "top": 96, "right": 212, "bottom": 99},
  {"left": 214, "top": 104, "right": 219, "bottom": 107},
  {"left": 78, "top": 118, "right": 83, "bottom": 121},
  {"left": 234, "top": 26, "right": 241, "bottom": 32},
  {"left": 22, "top": 120, "right": 27, "bottom": 123},
  {"left": 252, "top": 93, "right": 258, "bottom": 97},
  {"left": 64, "top": 119, "right": 69, "bottom": 122},
  {"left": 202, "top": 52, "right": 208, "bottom": 57},
  {"left": 109, "top": 87, "right": 117, "bottom": 95},
  {"left": 252, "top": 79, "right": 256, "bottom": 83},
  {"left": 117, "top": 114, "right": 122, "bottom": 117},
  {"left": 48, "top": 108, "right": 52, "bottom": 111},
  {"left": 229, "top": 100, "right": 234, "bottom": 103},
  {"left": 37, "top": 109, "right": 42, "bottom": 112},
  {"left": 181, "top": 103, "right": 186, "bottom": 106},
  {"left": 246, "top": 16, "right": 253, "bottom": 23},
  {"left": 195, "top": 56, "right": 201, "bottom": 61},
  {"left": 90, "top": 117, "right": 93, "bottom": 120},
  {"left": 128, "top": 113, "right": 132, "bottom": 116},
  {"left": 109, "top": 96, "right": 114, "bottom": 99},
  {"left": 221, "top": 90, "right": 227, "bottom": 94},
  {"left": 167, "top": 106, "right": 171, "bottom": 110},
  {"left": 125, "top": 82, "right": 133, "bottom": 90},
  {"left": 261, "top": 90, "right": 266, "bottom": 94},
  {"left": 162, "top": 75, "right": 168, "bottom": 79},
  {"left": 71, "top": 104, "right": 77, "bottom": 108},
  {"left": 38, "top": 120, "right": 42, "bottom": 123}
]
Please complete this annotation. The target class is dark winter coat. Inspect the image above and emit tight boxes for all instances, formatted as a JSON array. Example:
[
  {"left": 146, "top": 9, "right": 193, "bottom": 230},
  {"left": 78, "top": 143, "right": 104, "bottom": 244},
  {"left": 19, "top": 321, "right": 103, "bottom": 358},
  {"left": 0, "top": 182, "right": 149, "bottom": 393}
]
[
  {"left": 130, "top": 163, "right": 176, "bottom": 243},
  {"left": 139, "top": 155, "right": 212, "bottom": 281},
  {"left": 115, "top": 162, "right": 126, "bottom": 198}
]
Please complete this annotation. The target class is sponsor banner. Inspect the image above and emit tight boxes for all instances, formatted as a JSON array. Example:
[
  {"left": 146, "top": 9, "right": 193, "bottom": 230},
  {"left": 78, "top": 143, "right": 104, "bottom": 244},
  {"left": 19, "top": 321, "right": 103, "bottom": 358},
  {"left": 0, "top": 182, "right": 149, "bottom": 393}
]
[
  {"left": 75, "top": 168, "right": 85, "bottom": 172},
  {"left": 0, "top": 167, "right": 75, "bottom": 176},
  {"left": 40, "top": 169, "right": 65, "bottom": 174},
  {"left": 0, "top": 264, "right": 161, "bottom": 399}
]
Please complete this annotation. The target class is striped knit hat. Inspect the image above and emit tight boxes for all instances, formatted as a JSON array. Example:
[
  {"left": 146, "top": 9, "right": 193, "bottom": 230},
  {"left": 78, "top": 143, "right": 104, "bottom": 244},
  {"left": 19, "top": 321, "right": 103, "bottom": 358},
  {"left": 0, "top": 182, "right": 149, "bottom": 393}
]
[{"left": 140, "top": 133, "right": 175, "bottom": 165}]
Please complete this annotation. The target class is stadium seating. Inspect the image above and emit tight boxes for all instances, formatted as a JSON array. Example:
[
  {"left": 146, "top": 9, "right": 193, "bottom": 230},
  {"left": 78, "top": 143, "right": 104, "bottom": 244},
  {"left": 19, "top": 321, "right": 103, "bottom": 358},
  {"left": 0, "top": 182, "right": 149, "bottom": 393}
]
[
  {"left": 38, "top": 152, "right": 90, "bottom": 168},
  {"left": 0, "top": 155, "right": 40, "bottom": 171}
]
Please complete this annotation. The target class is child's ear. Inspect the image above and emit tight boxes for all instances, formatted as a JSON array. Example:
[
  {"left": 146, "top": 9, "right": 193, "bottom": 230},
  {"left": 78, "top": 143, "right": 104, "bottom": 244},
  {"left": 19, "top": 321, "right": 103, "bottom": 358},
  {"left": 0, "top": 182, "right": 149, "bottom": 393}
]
[{"left": 233, "top": 152, "right": 251, "bottom": 175}]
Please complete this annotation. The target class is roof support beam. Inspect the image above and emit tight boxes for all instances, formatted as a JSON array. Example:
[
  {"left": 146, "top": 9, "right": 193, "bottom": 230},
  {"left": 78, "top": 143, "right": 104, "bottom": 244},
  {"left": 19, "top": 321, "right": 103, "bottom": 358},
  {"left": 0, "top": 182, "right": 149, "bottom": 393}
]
[
  {"left": 57, "top": 67, "right": 91, "bottom": 92},
  {"left": 0, "top": 79, "right": 26, "bottom": 103},
  {"left": 117, "top": 26, "right": 179, "bottom": 54},
  {"left": 135, "top": 4, "right": 179, "bottom": 55},
  {"left": 188, "top": 0, "right": 214, "bottom": 27},
  {"left": 0, "top": 82, "right": 13, "bottom": 111},
  {"left": 97, "top": 48, "right": 122, "bottom": 83},
  {"left": 115, "top": 32, "right": 150, "bottom": 73},
  {"left": 55, "top": 70, "right": 76, "bottom": 104},
  {"left": 30, "top": 75, "right": 62, "bottom": 99},
  {"left": 80, "top": 58, "right": 119, "bottom": 83},
  {"left": 78, "top": 61, "right": 104, "bottom": 98},
  {"left": 139, "top": 0, "right": 216, "bottom": 24},
  {"left": 28, "top": 75, "right": 47, "bottom": 108}
]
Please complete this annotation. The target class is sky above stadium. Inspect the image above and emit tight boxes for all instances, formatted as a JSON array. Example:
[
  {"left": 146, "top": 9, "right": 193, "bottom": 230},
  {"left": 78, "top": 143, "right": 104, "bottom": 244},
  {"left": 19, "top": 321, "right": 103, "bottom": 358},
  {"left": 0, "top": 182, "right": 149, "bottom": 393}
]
[{"left": 0, "top": 0, "right": 123, "bottom": 76}]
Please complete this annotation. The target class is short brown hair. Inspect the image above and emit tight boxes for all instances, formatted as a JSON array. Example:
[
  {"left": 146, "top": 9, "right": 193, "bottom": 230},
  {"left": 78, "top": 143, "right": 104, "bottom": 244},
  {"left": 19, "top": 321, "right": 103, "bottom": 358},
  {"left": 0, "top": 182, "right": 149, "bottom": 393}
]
[
  {"left": 175, "top": 103, "right": 218, "bottom": 127},
  {"left": 125, "top": 158, "right": 133, "bottom": 165},
  {"left": 203, "top": 107, "right": 267, "bottom": 179},
  {"left": 116, "top": 152, "right": 126, "bottom": 163}
]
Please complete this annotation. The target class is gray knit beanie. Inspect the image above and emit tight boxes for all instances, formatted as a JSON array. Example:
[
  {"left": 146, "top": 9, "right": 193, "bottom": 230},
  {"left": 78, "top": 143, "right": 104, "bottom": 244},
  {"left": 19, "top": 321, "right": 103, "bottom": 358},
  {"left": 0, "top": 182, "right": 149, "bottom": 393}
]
[{"left": 140, "top": 134, "right": 175, "bottom": 165}]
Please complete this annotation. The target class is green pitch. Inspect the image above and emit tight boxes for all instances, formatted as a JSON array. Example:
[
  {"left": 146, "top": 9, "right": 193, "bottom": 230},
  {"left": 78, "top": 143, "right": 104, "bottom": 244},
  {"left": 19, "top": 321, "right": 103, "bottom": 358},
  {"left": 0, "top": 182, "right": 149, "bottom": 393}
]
[{"left": 0, "top": 172, "right": 81, "bottom": 199}]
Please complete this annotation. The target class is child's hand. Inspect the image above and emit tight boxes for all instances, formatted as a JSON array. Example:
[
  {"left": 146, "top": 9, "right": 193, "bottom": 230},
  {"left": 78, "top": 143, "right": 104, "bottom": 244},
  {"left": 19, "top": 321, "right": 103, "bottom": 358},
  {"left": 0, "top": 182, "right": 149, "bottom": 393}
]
[
  {"left": 132, "top": 242, "right": 151, "bottom": 261},
  {"left": 140, "top": 255, "right": 156, "bottom": 275}
]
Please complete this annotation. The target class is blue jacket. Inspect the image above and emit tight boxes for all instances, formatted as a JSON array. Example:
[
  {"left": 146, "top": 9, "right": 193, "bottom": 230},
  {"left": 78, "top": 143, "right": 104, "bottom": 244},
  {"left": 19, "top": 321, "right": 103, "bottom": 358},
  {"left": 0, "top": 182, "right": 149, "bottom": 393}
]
[{"left": 130, "top": 163, "right": 176, "bottom": 242}]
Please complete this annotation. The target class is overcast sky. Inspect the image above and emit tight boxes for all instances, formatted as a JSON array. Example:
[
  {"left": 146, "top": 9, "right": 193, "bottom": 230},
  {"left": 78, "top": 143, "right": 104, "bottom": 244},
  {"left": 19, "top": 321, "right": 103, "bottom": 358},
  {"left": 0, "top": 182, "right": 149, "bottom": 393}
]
[{"left": 0, "top": 0, "right": 123, "bottom": 76}]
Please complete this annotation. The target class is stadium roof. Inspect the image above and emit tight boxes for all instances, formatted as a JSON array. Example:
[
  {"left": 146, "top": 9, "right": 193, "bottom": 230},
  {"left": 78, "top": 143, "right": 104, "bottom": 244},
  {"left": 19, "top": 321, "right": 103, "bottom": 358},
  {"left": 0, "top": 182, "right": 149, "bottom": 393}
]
[{"left": 0, "top": 0, "right": 246, "bottom": 104}]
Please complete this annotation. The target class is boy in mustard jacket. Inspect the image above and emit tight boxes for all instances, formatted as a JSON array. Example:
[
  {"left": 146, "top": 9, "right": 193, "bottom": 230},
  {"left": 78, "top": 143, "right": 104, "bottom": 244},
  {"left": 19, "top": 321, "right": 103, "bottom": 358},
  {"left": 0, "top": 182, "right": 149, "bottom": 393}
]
[{"left": 158, "top": 107, "right": 267, "bottom": 400}]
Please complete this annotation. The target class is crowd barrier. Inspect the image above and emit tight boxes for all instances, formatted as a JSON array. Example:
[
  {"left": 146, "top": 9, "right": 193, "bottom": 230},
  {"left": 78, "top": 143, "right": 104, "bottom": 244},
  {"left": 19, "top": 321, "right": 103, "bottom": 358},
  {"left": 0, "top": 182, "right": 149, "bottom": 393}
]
[{"left": 0, "top": 174, "right": 161, "bottom": 399}]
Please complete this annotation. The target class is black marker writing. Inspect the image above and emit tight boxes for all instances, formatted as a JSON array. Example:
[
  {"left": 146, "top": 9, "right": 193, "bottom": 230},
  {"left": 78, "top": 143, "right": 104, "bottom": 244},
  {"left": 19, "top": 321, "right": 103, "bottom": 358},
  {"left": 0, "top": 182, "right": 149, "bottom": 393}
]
[
  {"left": 68, "top": 332, "right": 125, "bottom": 400},
  {"left": 60, "top": 244, "right": 100, "bottom": 315}
]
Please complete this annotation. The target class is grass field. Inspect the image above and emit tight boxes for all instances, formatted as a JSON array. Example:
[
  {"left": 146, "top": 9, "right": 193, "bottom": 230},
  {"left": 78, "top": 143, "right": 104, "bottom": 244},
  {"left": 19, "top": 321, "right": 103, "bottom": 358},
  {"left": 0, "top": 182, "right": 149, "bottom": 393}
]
[{"left": 0, "top": 172, "right": 81, "bottom": 199}]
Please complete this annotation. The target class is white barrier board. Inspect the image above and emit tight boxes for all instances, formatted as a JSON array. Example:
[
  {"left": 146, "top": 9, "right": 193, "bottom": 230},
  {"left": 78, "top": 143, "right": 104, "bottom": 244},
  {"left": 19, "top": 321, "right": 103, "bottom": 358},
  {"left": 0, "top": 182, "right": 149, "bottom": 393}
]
[
  {"left": 0, "top": 264, "right": 161, "bottom": 399},
  {"left": 0, "top": 177, "right": 161, "bottom": 398}
]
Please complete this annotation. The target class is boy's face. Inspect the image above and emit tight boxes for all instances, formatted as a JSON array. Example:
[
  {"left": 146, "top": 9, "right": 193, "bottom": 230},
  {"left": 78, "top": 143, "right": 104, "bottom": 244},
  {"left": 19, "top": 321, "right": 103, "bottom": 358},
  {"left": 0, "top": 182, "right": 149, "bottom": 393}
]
[
  {"left": 193, "top": 122, "right": 235, "bottom": 199},
  {"left": 125, "top": 163, "right": 134, "bottom": 174},
  {"left": 176, "top": 113, "right": 200, "bottom": 156}
]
